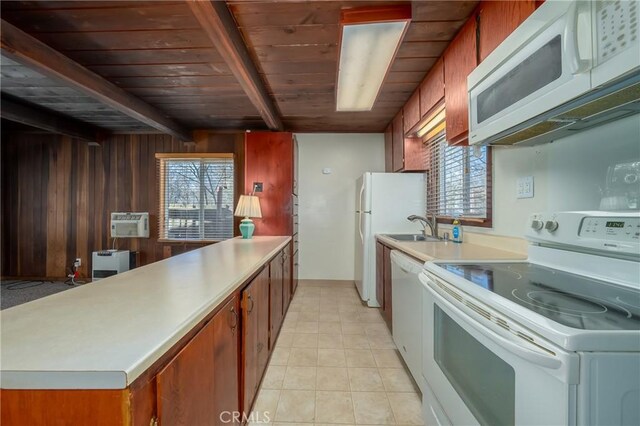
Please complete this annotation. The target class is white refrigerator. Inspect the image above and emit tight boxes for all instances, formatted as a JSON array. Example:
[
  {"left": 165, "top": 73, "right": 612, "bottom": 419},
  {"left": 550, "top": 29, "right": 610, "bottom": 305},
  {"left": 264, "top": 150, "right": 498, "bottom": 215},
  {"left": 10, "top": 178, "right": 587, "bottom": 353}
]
[{"left": 354, "top": 172, "right": 426, "bottom": 307}]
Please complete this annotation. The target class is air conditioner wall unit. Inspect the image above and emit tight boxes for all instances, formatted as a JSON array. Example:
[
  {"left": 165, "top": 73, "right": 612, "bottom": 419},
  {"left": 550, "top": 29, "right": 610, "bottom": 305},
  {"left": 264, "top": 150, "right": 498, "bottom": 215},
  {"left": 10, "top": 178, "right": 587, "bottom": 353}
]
[{"left": 110, "top": 212, "right": 149, "bottom": 238}]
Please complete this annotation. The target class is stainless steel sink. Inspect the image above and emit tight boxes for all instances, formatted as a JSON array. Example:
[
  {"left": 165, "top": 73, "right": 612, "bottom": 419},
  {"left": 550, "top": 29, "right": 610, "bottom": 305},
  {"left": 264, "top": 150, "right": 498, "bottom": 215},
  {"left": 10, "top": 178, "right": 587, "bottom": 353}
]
[{"left": 383, "top": 233, "right": 443, "bottom": 242}]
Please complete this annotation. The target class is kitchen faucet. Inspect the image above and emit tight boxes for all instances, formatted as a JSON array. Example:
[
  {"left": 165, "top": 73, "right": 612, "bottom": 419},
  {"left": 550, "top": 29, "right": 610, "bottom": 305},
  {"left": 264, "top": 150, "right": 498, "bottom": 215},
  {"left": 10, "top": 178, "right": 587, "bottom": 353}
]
[{"left": 407, "top": 214, "right": 438, "bottom": 238}]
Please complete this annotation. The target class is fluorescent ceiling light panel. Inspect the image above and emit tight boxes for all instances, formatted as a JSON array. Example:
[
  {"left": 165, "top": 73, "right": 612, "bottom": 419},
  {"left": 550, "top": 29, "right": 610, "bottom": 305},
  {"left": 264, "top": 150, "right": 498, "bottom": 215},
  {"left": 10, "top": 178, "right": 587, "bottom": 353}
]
[{"left": 336, "top": 7, "right": 411, "bottom": 112}]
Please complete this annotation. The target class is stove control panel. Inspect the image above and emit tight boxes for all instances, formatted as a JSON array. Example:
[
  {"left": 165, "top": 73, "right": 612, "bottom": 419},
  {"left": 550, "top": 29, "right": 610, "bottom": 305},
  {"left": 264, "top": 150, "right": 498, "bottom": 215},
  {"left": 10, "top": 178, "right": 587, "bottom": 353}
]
[
  {"left": 579, "top": 217, "right": 640, "bottom": 242},
  {"left": 526, "top": 211, "right": 640, "bottom": 257}
]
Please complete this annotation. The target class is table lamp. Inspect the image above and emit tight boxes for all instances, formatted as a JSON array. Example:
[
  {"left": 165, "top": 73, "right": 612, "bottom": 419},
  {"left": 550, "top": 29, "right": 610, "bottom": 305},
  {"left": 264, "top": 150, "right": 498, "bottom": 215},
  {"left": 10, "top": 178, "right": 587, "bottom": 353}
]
[{"left": 234, "top": 195, "right": 262, "bottom": 239}]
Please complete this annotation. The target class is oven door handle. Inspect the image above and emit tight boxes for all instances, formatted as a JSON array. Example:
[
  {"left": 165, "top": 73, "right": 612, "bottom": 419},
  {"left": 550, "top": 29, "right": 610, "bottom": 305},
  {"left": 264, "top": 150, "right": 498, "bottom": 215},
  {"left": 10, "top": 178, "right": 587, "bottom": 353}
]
[{"left": 427, "top": 281, "right": 563, "bottom": 371}]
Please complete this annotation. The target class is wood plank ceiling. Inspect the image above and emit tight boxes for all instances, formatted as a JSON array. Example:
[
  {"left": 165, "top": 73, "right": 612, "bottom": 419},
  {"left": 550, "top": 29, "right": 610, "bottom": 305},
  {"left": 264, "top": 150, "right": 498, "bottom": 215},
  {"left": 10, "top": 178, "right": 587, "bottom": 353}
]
[{"left": 1, "top": 1, "right": 478, "bottom": 134}]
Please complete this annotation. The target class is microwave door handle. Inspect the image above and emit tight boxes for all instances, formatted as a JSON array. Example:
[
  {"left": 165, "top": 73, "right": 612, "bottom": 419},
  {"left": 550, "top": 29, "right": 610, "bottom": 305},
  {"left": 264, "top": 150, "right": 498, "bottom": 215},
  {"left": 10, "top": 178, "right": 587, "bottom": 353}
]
[
  {"left": 426, "top": 281, "right": 563, "bottom": 371},
  {"left": 566, "top": 0, "right": 592, "bottom": 74}
]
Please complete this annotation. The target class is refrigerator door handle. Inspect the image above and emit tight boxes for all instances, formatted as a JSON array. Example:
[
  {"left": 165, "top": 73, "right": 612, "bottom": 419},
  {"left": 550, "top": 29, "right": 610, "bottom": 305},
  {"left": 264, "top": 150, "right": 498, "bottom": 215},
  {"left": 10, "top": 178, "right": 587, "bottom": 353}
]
[
  {"left": 358, "top": 181, "right": 365, "bottom": 213},
  {"left": 359, "top": 212, "right": 364, "bottom": 244}
]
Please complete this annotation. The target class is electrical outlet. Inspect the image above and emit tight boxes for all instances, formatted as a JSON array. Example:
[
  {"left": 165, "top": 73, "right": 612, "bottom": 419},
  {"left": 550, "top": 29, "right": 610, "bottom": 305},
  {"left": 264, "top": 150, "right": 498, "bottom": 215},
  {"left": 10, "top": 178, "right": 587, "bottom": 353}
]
[
  {"left": 75, "top": 258, "right": 82, "bottom": 267},
  {"left": 253, "top": 182, "right": 263, "bottom": 192},
  {"left": 517, "top": 176, "right": 534, "bottom": 199}
]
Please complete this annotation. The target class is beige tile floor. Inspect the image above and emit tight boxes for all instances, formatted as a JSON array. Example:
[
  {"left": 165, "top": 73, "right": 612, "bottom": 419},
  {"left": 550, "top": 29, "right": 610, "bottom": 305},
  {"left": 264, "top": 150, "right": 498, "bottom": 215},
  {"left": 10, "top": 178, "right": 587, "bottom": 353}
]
[{"left": 250, "top": 280, "right": 423, "bottom": 425}]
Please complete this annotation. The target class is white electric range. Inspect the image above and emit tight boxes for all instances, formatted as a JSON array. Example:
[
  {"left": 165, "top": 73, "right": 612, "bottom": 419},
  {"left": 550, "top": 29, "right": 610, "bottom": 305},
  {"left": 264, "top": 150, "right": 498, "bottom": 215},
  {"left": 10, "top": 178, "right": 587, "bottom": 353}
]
[{"left": 419, "top": 211, "right": 640, "bottom": 426}]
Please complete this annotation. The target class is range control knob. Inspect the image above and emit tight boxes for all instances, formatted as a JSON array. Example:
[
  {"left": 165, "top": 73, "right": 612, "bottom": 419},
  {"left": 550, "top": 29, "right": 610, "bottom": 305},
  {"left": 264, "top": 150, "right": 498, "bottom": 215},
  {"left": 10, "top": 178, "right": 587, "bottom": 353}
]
[
  {"left": 531, "top": 220, "right": 544, "bottom": 231},
  {"left": 545, "top": 220, "right": 559, "bottom": 232}
]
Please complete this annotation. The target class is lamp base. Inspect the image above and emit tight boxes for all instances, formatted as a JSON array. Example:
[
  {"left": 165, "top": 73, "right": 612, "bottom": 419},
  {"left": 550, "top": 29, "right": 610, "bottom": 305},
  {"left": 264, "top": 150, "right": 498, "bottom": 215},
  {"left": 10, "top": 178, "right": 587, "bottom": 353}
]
[{"left": 239, "top": 218, "right": 255, "bottom": 239}]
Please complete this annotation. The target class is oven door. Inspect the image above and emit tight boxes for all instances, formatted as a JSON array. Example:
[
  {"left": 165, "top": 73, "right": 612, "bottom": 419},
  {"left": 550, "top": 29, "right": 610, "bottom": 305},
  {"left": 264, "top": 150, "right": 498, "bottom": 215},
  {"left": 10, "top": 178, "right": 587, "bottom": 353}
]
[
  {"left": 420, "top": 272, "right": 579, "bottom": 426},
  {"left": 468, "top": 0, "right": 593, "bottom": 145}
]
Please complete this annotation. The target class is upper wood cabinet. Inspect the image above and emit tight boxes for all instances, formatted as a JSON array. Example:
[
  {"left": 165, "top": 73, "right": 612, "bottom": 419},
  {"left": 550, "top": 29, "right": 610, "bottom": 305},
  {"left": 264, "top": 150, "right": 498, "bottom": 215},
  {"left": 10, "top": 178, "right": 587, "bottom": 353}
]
[
  {"left": 478, "top": 1, "right": 536, "bottom": 62},
  {"left": 443, "top": 16, "right": 477, "bottom": 146},
  {"left": 420, "top": 58, "right": 445, "bottom": 118},
  {"left": 390, "top": 112, "right": 426, "bottom": 173},
  {"left": 384, "top": 124, "right": 393, "bottom": 172},
  {"left": 392, "top": 112, "right": 405, "bottom": 172},
  {"left": 403, "top": 90, "right": 421, "bottom": 132}
]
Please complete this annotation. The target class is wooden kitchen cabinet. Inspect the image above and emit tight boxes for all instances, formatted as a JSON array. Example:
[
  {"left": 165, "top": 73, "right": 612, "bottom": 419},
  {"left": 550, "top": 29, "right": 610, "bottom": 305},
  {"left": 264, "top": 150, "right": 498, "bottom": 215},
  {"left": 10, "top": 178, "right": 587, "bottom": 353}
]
[
  {"left": 384, "top": 124, "right": 393, "bottom": 172},
  {"left": 212, "top": 296, "right": 241, "bottom": 423},
  {"left": 391, "top": 112, "right": 425, "bottom": 173},
  {"left": 392, "top": 112, "right": 405, "bottom": 172},
  {"left": 443, "top": 16, "right": 477, "bottom": 146},
  {"left": 478, "top": 1, "right": 536, "bottom": 62},
  {"left": 375, "top": 241, "right": 393, "bottom": 330},
  {"left": 420, "top": 58, "right": 445, "bottom": 118},
  {"left": 403, "top": 90, "right": 421, "bottom": 132},
  {"left": 156, "top": 295, "right": 239, "bottom": 426},
  {"left": 283, "top": 242, "right": 292, "bottom": 313},
  {"left": 269, "top": 250, "right": 284, "bottom": 349},
  {"left": 242, "top": 266, "right": 270, "bottom": 413}
]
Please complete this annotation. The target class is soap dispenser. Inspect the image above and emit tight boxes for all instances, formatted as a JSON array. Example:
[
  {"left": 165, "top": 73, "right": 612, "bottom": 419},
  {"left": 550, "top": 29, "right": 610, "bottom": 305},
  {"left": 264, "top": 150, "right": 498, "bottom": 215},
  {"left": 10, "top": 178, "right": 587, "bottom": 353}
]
[{"left": 452, "top": 218, "right": 463, "bottom": 243}]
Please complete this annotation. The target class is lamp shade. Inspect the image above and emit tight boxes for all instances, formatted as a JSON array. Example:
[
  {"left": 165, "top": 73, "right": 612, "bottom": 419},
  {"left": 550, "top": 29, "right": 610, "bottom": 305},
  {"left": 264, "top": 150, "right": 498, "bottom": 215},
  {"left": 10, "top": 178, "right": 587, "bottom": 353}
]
[{"left": 234, "top": 195, "right": 262, "bottom": 218}]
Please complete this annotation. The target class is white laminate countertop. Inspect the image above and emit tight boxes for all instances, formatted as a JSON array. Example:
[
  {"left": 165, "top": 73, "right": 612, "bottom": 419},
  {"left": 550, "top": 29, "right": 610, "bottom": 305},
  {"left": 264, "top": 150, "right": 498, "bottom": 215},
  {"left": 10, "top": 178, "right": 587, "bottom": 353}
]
[
  {"left": 376, "top": 234, "right": 527, "bottom": 262},
  {"left": 0, "top": 236, "right": 290, "bottom": 390}
]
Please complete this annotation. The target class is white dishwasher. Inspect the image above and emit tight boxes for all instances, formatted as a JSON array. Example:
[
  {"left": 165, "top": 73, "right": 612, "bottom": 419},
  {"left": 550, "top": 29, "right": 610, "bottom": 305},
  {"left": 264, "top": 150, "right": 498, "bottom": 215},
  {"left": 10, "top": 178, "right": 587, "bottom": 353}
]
[{"left": 391, "top": 250, "right": 425, "bottom": 392}]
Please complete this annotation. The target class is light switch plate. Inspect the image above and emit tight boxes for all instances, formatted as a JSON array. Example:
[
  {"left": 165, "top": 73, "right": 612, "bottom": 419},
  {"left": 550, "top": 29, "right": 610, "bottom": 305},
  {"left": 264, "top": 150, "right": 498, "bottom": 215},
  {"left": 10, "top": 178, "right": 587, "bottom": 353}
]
[{"left": 517, "top": 176, "right": 534, "bottom": 199}]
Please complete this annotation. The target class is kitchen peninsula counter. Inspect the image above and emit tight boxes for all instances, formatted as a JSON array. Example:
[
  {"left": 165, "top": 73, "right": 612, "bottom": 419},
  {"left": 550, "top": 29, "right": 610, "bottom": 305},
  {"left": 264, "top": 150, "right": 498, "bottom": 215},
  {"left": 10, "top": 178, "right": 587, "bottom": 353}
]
[{"left": 0, "top": 236, "right": 290, "bottom": 390}]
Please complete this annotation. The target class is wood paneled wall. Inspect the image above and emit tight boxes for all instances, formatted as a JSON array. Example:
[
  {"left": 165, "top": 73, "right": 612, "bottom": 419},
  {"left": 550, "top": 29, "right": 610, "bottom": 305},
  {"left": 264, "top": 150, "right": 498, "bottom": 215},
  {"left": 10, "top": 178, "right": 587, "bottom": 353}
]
[{"left": 1, "top": 130, "right": 244, "bottom": 279}]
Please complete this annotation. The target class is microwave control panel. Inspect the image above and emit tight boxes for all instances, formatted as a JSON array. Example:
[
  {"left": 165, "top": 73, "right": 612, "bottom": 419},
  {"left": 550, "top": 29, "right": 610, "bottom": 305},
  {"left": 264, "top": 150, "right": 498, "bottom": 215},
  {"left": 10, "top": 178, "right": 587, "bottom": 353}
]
[{"left": 596, "top": 0, "right": 639, "bottom": 63}]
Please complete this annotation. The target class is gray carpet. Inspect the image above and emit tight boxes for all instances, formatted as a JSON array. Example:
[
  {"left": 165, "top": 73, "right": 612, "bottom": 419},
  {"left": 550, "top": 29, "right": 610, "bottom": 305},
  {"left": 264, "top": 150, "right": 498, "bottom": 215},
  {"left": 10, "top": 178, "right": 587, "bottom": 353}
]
[{"left": 1, "top": 280, "right": 80, "bottom": 310}]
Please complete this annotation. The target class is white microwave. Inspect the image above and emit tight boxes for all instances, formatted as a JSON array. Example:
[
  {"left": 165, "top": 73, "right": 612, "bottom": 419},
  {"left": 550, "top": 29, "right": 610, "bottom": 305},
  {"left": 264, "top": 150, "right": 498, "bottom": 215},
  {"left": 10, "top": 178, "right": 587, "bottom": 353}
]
[{"left": 468, "top": 0, "right": 640, "bottom": 146}]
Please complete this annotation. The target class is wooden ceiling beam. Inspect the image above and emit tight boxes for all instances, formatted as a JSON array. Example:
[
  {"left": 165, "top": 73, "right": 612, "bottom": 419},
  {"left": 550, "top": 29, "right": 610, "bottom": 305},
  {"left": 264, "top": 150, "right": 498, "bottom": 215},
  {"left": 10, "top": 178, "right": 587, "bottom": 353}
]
[
  {"left": 186, "top": 1, "right": 283, "bottom": 131},
  {"left": 1, "top": 96, "right": 101, "bottom": 142},
  {"left": 0, "top": 19, "right": 194, "bottom": 142}
]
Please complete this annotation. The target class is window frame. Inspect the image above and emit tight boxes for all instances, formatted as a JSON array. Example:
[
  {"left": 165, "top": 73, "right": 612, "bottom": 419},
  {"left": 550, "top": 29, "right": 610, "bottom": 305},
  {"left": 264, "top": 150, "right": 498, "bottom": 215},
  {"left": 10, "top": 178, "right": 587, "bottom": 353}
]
[
  {"left": 156, "top": 153, "right": 236, "bottom": 243},
  {"left": 426, "top": 138, "right": 493, "bottom": 228}
]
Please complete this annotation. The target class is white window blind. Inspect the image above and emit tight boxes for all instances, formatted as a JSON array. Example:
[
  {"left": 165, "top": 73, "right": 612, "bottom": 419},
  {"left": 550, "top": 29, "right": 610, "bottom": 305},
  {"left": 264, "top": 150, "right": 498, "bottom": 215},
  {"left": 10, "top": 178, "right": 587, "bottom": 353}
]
[
  {"left": 425, "top": 133, "right": 490, "bottom": 221},
  {"left": 157, "top": 154, "right": 234, "bottom": 241}
]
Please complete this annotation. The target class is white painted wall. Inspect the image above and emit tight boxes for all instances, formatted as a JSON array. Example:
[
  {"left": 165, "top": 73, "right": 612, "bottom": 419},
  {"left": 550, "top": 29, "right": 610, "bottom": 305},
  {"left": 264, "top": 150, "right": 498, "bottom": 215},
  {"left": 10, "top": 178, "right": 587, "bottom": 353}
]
[
  {"left": 463, "top": 113, "right": 640, "bottom": 238},
  {"left": 296, "top": 133, "right": 385, "bottom": 280}
]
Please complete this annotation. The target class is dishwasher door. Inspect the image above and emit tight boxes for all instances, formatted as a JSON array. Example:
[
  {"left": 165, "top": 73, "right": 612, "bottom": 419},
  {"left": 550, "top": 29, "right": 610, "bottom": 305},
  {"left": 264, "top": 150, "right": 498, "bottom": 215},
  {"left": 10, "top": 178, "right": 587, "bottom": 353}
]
[{"left": 391, "top": 250, "right": 425, "bottom": 392}]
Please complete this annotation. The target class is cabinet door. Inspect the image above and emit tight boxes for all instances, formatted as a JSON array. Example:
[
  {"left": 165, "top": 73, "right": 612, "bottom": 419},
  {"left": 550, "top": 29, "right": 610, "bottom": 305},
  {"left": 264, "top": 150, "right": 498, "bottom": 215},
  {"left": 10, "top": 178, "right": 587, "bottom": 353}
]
[
  {"left": 403, "top": 90, "right": 421, "bottom": 132},
  {"left": 479, "top": 1, "right": 536, "bottom": 62},
  {"left": 384, "top": 125, "right": 393, "bottom": 172},
  {"left": 256, "top": 267, "right": 270, "bottom": 381},
  {"left": 212, "top": 296, "right": 240, "bottom": 424},
  {"left": 282, "top": 243, "right": 292, "bottom": 313},
  {"left": 156, "top": 318, "right": 215, "bottom": 425},
  {"left": 392, "top": 112, "right": 404, "bottom": 172},
  {"left": 269, "top": 252, "right": 284, "bottom": 349},
  {"left": 382, "top": 245, "right": 393, "bottom": 330},
  {"left": 420, "top": 58, "right": 445, "bottom": 118},
  {"left": 443, "top": 16, "right": 477, "bottom": 145},
  {"left": 292, "top": 250, "right": 299, "bottom": 295},
  {"left": 242, "top": 273, "right": 259, "bottom": 413}
]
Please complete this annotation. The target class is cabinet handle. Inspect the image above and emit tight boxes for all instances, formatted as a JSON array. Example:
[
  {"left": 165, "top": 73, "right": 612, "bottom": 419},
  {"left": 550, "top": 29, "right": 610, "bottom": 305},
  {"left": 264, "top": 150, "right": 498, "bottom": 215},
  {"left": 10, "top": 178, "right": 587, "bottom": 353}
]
[
  {"left": 229, "top": 306, "right": 238, "bottom": 333},
  {"left": 247, "top": 295, "right": 255, "bottom": 313},
  {"left": 150, "top": 416, "right": 158, "bottom": 426}
]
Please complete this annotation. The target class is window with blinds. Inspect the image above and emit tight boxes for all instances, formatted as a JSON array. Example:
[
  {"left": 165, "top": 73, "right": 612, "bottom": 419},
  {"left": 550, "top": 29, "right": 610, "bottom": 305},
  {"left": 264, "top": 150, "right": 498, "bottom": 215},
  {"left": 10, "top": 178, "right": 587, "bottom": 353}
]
[
  {"left": 156, "top": 154, "right": 234, "bottom": 241},
  {"left": 425, "top": 133, "right": 491, "bottom": 224}
]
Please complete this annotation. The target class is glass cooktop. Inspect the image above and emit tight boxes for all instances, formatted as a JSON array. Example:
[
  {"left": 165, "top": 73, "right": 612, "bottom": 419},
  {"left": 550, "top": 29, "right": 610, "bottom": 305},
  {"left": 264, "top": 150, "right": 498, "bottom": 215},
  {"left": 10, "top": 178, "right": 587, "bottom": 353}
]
[{"left": 438, "top": 262, "right": 640, "bottom": 330}]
